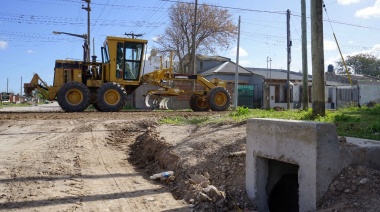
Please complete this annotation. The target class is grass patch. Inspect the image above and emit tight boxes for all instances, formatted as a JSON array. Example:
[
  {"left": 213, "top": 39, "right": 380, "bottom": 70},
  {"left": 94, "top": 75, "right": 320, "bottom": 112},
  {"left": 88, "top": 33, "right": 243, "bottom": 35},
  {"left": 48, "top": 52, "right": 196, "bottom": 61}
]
[{"left": 159, "top": 106, "right": 380, "bottom": 140}]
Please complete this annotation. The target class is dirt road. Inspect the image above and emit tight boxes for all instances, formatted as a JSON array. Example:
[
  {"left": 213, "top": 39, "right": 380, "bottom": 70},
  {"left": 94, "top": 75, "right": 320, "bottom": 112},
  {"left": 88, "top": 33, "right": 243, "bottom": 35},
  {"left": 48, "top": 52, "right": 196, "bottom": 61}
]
[
  {"left": 0, "top": 111, "right": 192, "bottom": 211},
  {"left": 1, "top": 104, "right": 379, "bottom": 211}
]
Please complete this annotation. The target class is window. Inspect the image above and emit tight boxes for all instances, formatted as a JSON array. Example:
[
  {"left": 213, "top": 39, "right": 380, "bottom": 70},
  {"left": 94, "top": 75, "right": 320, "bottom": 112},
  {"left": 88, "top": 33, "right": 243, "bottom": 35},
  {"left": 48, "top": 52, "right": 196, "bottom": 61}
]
[
  {"left": 101, "top": 43, "right": 109, "bottom": 63},
  {"left": 115, "top": 42, "right": 143, "bottom": 80},
  {"left": 200, "top": 61, "right": 203, "bottom": 70}
]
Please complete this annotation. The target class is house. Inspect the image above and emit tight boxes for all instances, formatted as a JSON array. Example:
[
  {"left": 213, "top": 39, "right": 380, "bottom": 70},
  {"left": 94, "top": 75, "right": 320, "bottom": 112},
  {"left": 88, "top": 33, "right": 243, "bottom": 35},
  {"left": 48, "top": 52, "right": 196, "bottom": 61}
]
[
  {"left": 197, "top": 55, "right": 264, "bottom": 108},
  {"left": 325, "top": 70, "right": 380, "bottom": 108},
  {"left": 247, "top": 68, "right": 312, "bottom": 109}
]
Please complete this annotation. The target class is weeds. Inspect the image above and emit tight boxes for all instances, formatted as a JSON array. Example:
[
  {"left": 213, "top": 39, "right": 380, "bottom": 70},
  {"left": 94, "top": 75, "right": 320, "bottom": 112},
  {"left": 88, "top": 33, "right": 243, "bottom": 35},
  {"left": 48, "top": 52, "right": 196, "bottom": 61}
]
[{"left": 159, "top": 105, "right": 380, "bottom": 140}]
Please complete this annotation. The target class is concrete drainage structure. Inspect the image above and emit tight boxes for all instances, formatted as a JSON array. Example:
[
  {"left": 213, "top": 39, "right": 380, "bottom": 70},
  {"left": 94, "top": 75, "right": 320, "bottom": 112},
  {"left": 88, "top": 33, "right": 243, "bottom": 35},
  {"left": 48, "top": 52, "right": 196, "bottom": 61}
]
[{"left": 246, "top": 118, "right": 342, "bottom": 211}]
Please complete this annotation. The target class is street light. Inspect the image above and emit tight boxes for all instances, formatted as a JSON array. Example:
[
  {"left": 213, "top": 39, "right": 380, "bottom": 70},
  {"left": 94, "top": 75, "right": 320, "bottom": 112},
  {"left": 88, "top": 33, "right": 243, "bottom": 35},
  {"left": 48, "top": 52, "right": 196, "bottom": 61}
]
[
  {"left": 53, "top": 31, "right": 87, "bottom": 39},
  {"left": 52, "top": 31, "right": 89, "bottom": 62}
]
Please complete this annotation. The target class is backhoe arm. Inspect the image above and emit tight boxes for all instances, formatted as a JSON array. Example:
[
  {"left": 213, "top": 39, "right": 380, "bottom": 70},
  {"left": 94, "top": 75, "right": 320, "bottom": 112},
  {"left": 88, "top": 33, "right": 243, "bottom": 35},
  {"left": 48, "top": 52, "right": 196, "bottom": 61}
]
[{"left": 24, "top": 73, "right": 50, "bottom": 100}]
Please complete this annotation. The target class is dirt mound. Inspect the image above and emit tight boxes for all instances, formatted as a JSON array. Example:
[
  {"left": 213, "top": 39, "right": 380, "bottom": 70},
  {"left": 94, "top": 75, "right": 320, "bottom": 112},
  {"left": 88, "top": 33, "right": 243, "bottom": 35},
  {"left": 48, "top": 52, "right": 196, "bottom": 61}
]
[
  {"left": 129, "top": 122, "right": 254, "bottom": 211},
  {"left": 317, "top": 164, "right": 380, "bottom": 211},
  {"left": 128, "top": 122, "right": 380, "bottom": 212}
]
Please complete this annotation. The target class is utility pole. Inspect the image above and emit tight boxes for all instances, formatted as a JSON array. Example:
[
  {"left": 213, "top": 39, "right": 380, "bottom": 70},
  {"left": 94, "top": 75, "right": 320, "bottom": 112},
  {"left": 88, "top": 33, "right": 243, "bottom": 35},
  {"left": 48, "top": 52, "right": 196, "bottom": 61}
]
[
  {"left": 311, "top": 0, "right": 325, "bottom": 117},
  {"left": 82, "top": 0, "right": 91, "bottom": 62},
  {"left": 266, "top": 56, "right": 272, "bottom": 109},
  {"left": 125, "top": 33, "right": 143, "bottom": 39},
  {"left": 191, "top": 0, "right": 198, "bottom": 75},
  {"left": 234, "top": 16, "right": 241, "bottom": 109},
  {"left": 301, "top": 0, "right": 309, "bottom": 110},
  {"left": 20, "top": 76, "right": 22, "bottom": 96},
  {"left": 286, "top": 9, "right": 292, "bottom": 110},
  {"left": 7, "top": 78, "right": 8, "bottom": 93}
]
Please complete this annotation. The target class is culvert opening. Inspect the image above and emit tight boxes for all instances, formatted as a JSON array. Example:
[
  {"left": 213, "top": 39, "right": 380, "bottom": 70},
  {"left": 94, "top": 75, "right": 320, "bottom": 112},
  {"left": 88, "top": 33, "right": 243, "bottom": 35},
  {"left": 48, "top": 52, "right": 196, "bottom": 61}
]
[{"left": 266, "top": 159, "right": 299, "bottom": 212}]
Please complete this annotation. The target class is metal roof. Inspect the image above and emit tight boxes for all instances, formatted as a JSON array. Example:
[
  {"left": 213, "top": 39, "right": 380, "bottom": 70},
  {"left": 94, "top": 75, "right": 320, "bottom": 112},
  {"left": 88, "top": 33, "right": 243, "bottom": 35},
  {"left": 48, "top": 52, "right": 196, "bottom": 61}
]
[
  {"left": 247, "top": 68, "right": 312, "bottom": 81},
  {"left": 201, "top": 62, "right": 256, "bottom": 76}
]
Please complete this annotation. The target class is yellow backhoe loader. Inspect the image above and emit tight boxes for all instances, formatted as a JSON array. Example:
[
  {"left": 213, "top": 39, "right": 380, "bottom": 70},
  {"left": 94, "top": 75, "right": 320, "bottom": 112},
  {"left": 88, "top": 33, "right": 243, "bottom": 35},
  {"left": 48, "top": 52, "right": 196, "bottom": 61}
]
[{"left": 24, "top": 36, "right": 231, "bottom": 112}]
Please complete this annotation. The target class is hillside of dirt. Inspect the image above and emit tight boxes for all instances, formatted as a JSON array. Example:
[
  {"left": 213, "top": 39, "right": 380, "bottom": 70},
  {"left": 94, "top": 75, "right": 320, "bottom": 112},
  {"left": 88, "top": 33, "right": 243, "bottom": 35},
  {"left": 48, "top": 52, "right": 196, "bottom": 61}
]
[{"left": 0, "top": 108, "right": 379, "bottom": 211}]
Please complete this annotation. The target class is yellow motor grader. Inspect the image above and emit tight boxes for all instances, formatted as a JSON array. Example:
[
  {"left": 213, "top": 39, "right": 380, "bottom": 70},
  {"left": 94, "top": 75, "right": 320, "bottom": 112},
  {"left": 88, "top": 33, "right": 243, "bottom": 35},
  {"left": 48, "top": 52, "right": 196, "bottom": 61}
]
[{"left": 24, "top": 36, "right": 231, "bottom": 112}]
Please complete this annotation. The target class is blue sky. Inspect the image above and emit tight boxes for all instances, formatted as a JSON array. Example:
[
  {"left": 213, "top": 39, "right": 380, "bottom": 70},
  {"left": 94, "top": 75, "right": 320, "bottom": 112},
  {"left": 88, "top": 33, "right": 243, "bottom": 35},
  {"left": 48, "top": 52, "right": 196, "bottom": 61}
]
[{"left": 1, "top": 0, "right": 379, "bottom": 94}]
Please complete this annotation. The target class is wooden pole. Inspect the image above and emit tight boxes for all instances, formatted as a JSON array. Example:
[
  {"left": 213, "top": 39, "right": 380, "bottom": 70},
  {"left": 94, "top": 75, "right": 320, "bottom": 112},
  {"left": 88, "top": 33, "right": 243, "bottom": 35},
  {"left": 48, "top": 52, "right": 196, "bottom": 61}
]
[
  {"left": 311, "top": 0, "right": 326, "bottom": 116},
  {"left": 301, "top": 0, "right": 309, "bottom": 110}
]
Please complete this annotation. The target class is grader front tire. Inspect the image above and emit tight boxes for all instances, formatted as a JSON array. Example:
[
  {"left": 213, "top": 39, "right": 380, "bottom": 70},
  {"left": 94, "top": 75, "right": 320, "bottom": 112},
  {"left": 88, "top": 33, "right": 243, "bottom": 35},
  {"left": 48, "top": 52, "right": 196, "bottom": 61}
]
[
  {"left": 189, "top": 94, "right": 210, "bottom": 112},
  {"left": 96, "top": 82, "right": 127, "bottom": 112},
  {"left": 207, "top": 87, "right": 231, "bottom": 111},
  {"left": 57, "top": 81, "right": 91, "bottom": 112}
]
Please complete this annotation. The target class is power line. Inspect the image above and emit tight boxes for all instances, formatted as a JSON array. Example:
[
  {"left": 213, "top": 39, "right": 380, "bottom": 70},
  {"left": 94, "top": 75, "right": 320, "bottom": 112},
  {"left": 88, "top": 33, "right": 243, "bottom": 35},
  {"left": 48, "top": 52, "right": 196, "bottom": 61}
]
[{"left": 160, "top": 0, "right": 286, "bottom": 14}]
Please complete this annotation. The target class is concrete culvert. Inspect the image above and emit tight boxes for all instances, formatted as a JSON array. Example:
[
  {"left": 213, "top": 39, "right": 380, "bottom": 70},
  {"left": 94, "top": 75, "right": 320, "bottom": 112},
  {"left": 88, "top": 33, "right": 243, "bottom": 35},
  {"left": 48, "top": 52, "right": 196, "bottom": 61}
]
[{"left": 268, "top": 173, "right": 299, "bottom": 212}]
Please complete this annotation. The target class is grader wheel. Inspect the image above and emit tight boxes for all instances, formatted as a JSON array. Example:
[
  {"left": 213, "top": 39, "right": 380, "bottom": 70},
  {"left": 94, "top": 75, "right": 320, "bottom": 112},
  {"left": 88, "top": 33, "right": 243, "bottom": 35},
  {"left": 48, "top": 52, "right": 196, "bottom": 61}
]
[
  {"left": 207, "top": 87, "right": 231, "bottom": 111},
  {"left": 57, "top": 81, "right": 91, "bottom": 112},
  {"left": 189, "top": 94, "right": 210, "bottom": 112},
  {"left": 96, "top": 82, "right": 127, "bottom": 112}
]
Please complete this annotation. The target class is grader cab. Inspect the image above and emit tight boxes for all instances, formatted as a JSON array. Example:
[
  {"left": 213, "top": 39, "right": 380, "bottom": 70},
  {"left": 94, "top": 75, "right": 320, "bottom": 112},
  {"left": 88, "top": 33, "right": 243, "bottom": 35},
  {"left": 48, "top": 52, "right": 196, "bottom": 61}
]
[{"left": 24, "top": 36, "right": 231, "bottom": 112}]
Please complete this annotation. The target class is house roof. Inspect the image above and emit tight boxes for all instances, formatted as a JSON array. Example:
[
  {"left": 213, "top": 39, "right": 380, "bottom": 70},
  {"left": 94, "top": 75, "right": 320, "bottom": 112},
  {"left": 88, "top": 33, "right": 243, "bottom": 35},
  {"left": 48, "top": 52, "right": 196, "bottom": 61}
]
[
  {"left": 247, "top": 67, "right": 312, "bottom": 81},
  {"left": 337, "top": 74, "right": 380, "bottom": 82},
  {"left": 201, "top": 61, "right": 255, "bottom": 76},
  {"left": 197, "top": 55, "right": 231, "bottom": 62}
]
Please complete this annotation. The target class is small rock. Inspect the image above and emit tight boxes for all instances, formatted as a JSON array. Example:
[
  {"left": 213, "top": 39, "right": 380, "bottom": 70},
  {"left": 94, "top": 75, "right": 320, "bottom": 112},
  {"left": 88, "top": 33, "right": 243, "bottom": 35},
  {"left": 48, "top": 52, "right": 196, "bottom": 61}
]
[
  {"left": 359, "top": 178, "right": 369, "bottom": 184},
  {"left": 344, "top": 189, "right": 351, "bottom": 193},
  {"left": 189, "top": 174, "right": 209, "bottom": 185},
  {"left": 199, "top": 181, "right": 210, "bottom": 188},
  {"left": 357, "top": 166, "right": 368, "bottom": 176},
  {"left": 335, "top": 182, "right": 344, "bottom": 192},
  {"left": 189, "top": 199, "right": 195, "bottom": 204},
  {"left": 165, "top": 175, "right": 176, "bottom": 183},
  {"left": 338, "top": 136, "right": 347, "bottom": 143},
  {"left": 144, "top": 197, "right": 155, "bottom": 202},
  {"left": 329, "top": 183, "right": 336, "bottom": 192},
  {"left": 196, "top": 192, "right": 211, "bottom": 202},
  {"left": 203, "top": 172, "right": 210, "bottom": 179}
]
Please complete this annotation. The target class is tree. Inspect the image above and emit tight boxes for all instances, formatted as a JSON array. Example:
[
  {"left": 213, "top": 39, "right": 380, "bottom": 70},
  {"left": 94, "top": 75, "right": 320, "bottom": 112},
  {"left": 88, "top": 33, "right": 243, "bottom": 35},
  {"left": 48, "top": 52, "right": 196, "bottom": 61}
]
[
  {"left": 155, "top": 2, "right": 237, "bottom": 73},
  {"left": 336, "top": 53, "right": 380, "bottom": 77}
]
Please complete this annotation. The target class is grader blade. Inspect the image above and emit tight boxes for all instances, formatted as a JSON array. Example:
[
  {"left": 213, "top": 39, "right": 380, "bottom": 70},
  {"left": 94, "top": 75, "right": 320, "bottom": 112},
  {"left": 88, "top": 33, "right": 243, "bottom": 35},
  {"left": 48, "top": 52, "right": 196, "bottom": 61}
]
[
  {"left": 144, "top": 94, "right": 155, "bottom": 108},
  {"left": 158, "top": 97, "right": 169, "bottom": 109}
]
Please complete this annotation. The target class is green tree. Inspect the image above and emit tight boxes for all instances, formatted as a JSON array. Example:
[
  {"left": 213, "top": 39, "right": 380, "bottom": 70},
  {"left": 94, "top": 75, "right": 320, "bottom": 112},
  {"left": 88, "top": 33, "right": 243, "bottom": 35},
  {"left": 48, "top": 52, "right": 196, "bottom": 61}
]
[
  {"left": 155, "top": 2, "right": 237, "bottom": 73},
  {"left": 336, "top": 53, "right": 380, "bottom": 77}
]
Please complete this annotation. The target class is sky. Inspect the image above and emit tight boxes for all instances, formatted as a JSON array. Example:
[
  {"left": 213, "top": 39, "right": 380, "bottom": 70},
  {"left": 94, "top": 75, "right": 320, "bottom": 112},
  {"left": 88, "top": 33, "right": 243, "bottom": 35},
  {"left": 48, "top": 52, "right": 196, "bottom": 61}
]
[{"left": 0, "top": 0, "right": 379, "bottom": 94}]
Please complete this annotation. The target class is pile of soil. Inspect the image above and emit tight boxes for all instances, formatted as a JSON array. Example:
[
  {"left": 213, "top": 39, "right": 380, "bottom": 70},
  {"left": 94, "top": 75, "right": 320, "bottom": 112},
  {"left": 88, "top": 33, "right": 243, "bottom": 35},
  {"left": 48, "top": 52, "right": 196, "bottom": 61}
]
[
  {"left": 129, "top": 122, "right": 253, "bottom": 211},
  {"left": 126, "top": 121, "right": 380, "bottom": 211}
]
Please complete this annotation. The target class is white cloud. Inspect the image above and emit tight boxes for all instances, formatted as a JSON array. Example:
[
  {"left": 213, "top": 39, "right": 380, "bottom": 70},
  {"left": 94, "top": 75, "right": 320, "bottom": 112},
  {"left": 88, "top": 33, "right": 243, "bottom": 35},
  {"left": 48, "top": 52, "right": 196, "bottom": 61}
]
[
  {"left": 338, "top": 0, "right": 364, "bottom": 5},
  {"left": 238, "top": 60, "right": 251, "bottom": 67},
  {"left": 327, "top": 43, "right": 380, "bottom": 66},
  {"left": 0, "top": 40, "right": 8, "bottom": 50},
  {"left": 324, "top": 39, "right": 337, "bottom": 51},
  {"left": 229, "top": 47, "right": 248, "bottom": 57},
  {"left": 27, "top": 49, "right": 36, "bottom": 54},
  {"left": 152, "top": 36, "right": 158, "bottom": 42},
  {"left": 348, "top": 40, "right": 354, "bottom": 44},
  {"left": 355, "top": 0, "right": 380, "bottom": 19}
]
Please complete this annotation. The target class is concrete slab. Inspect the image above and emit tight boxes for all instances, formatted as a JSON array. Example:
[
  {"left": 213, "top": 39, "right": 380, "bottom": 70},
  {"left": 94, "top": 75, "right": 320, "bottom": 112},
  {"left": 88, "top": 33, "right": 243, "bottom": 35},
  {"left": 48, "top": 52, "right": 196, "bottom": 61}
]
[{"left": 346, "top": 137, "right": 380, "bottom": 148}]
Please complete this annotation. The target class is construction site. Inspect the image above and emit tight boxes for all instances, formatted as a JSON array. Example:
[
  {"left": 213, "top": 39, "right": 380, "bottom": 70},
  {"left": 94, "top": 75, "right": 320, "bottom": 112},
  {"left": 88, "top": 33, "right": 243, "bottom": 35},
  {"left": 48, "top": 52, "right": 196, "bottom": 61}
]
[
  {"left": 1, "top": 0, "right": 380, "bottom": 211},
  {"left": 0, "top": 104, "right": 379, "bottom": 211}
]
